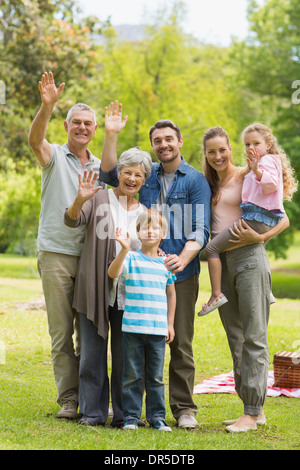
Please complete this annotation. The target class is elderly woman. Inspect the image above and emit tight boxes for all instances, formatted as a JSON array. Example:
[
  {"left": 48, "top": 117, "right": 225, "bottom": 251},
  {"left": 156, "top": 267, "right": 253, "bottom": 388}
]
[{"left": 64, "top": 146, "right": 152, "bottom": 427}]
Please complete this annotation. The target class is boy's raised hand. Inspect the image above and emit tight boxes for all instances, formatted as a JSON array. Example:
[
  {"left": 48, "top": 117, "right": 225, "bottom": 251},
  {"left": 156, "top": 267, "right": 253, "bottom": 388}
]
[{"left": 114, "top": 227, "right": 131, "bottom": 251}]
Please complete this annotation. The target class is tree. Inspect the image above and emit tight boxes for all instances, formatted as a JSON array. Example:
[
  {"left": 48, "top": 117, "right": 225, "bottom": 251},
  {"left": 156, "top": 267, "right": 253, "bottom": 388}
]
[
  {"left": 92, "top": 2, "right": 260, "bottom": 169},
  {"left": 0, "top": 0, "right": 108, "bottom": 168},
  {"left": 0, "top": 0, "right": 109, "bottom": 253},
  {"left": 228, "top": 0, "right": 300, "bottom": 254}
]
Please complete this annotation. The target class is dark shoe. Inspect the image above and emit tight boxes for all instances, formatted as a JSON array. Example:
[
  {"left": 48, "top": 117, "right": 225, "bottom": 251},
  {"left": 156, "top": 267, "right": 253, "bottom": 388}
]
[
  {"left": 79, "top": 416, "right": 105, "bottom": 426},
  {"left": 57, "top": 399, "right": 78, "bottom": 419},
  {"left": 123, "top": 419, "right": 138, "bottom": 430},
  {"left": 150, "top": 419, "right": 172, "bottom": 432}
]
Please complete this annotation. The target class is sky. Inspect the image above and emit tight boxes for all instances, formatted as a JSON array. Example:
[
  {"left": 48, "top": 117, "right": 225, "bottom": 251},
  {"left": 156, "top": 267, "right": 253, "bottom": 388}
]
[{"left": 77, "top": 0, "right": 250, "bottom": 46}]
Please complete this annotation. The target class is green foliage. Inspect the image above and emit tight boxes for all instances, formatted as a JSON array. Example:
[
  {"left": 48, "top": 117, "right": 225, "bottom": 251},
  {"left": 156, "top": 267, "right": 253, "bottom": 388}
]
[
  {"left": 0, "top": 0, "right": 299, "bottom": 256},
  {"left": 229, "top": 0, "right": 300, "bottom": 228},
  {"left": 0, "top": 0, "right": 109, "bottom": 168},
  {"left": 93, "top": 19, "right": 258, "bottom": 167},
  {"left": 272, "top": 270, "right": 300, "bottom": 298},
  {"left": 0, "top": 168, "right": 41, "bottom": 255}
]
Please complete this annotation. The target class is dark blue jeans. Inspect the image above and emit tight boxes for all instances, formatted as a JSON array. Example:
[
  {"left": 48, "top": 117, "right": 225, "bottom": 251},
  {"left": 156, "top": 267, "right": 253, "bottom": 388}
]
[
  {"left": 122, "top": 332, "right": 166, "bottom": 423},
  {"left": 78, "top": 303, "right": 123, "bottom": 426}
]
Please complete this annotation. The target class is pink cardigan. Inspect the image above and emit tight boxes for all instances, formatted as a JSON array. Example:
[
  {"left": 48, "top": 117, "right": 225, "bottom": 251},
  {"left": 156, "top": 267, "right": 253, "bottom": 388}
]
[{"left": 242, "top": 154, "right": 284, "bottom": 212}]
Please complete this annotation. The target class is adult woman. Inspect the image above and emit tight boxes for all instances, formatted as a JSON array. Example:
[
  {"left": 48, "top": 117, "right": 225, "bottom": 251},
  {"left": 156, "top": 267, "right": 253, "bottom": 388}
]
[
  {"left": 202, "top": 126, "right": 290, "bottom": 433},
  {"left": 64, "top": 146, "right": 152, "bottom": 427}
]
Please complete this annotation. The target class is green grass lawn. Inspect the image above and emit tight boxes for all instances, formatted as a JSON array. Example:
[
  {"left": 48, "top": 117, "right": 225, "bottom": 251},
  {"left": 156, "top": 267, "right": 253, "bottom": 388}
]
[{"left": 0, "top": 237, "right": 299, "bottom": 450}]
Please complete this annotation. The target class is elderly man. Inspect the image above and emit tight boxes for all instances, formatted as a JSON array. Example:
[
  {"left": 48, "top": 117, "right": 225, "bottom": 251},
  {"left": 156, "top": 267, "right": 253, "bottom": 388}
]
[{"left": 28, "top": 72, "right": 108, "bottom": 418}]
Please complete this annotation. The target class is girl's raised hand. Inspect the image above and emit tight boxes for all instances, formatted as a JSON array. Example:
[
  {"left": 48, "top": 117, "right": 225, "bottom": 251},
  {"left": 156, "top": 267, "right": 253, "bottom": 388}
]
[{"left": 247, "top": 147, "right": 260, "bottom": 172}]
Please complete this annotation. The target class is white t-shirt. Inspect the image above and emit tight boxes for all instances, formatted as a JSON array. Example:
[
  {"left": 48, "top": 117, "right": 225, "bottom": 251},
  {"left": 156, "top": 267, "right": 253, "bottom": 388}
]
[{"left": 108, "top": 188, "right": 145, "bottom": 307}]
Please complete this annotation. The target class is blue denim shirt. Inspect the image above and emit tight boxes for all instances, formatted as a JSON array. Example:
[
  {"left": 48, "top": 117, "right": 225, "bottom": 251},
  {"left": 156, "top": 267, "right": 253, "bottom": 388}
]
[{"left": 99, "top": 157, "right": 211, "bottom": 282}]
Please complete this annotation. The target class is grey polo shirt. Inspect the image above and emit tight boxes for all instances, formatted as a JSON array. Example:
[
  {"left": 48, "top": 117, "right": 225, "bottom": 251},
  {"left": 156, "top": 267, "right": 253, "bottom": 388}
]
[{"left": 37, "top": 143, "right": 102, "bottom": 256}]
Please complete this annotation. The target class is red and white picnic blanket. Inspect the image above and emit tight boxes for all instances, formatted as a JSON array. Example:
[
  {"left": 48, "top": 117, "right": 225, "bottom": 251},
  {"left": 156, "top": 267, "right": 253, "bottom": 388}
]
[{"left": 194, "top": 371, "right": 300, "bottom": 398}]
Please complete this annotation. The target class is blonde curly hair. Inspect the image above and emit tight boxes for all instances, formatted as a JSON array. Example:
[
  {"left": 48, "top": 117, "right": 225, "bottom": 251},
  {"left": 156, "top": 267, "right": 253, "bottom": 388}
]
[{"left": 242, "top": 123, "right": 298, "bottom": 201}]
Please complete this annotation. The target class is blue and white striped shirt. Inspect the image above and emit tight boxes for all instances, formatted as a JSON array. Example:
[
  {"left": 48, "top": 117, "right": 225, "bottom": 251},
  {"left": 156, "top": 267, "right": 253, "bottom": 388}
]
[{"left": 121, "top": 250, "right": 176, "bottom": 336}]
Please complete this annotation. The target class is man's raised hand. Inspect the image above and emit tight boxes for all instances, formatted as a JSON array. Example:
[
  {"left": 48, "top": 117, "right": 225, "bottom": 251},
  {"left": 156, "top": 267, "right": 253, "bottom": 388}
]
[
  {"left": 104, "top": 100, "right": 128, "bottom": 135},
  {"left": 39, "top": 71, "right": 65, "bottom": 107}
]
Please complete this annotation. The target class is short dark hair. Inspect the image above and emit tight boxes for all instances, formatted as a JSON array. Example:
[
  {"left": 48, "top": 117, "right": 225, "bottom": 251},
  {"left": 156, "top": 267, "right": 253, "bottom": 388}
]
[{"left": 149, "top": 120, "right": 182, "bottom": 144}]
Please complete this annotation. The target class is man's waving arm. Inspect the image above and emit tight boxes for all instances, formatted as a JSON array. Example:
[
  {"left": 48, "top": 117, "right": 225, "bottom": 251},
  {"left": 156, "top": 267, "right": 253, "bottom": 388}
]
[{"left": 28, "top": 71, "right": 65, "bottom": 167}]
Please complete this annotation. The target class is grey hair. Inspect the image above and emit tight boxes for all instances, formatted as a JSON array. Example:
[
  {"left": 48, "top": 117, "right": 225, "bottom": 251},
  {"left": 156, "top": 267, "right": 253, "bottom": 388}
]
[
  {"left": 65, "top": 103, "right": 97, "bottom": 125},
  {"left": 117, "top": 147, "right": 152, "bottom": 181}
]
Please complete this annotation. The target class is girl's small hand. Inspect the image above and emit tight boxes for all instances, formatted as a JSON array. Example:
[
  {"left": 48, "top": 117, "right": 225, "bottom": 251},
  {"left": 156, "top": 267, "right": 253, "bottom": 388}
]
[
  {"left": 247, "top": 147, "right": 260, "bottom": 172},
  {"left": 115, "top": 227, "right": 131, "bottom": 250},
  {"left": 247, "top": 147, "right": 263, "bottom": 180}
]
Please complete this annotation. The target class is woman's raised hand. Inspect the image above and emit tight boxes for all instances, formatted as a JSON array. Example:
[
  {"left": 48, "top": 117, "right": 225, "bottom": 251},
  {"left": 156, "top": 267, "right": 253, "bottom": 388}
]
[
  {"left": 38, "top": 71, "right": 65, "bottom": 107},
  {"left": 77, "top": 169, "right": 102, "bottom": 203},
  {"left": 104, "top": 101, "right": 128, "bottom": 135}
]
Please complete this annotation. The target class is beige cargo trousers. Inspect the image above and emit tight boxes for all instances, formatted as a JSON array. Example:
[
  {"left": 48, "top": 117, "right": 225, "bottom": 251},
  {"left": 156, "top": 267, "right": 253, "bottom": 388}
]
[{"left": 219, "top": 243, "right": 271, "bottom": 416}]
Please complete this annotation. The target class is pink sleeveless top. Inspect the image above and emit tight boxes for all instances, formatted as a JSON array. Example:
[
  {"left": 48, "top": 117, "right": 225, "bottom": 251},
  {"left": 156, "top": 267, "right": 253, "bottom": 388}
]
[{"left": 211, "top": 170, "right": 244, "bottom": 239}]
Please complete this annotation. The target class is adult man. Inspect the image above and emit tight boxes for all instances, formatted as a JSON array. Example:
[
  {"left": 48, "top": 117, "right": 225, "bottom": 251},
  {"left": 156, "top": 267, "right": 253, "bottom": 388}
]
[
  {"left": 99, "top": 118, "right": 211, "bottom": 428},
  {"left": 28, "top": 71, "right": 103, "bottom": 419}
]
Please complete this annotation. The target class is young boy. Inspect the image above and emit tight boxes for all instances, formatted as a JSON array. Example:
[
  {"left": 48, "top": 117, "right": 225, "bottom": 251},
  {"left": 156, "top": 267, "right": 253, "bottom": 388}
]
[{"left": 108, "top": 208, "right": 176, "bottom": 432}]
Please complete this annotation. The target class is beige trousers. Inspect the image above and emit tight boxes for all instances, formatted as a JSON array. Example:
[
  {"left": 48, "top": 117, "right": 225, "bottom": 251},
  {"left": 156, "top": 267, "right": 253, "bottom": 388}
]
[
  {"left": 37, "top": 251, "right": 80, "bottom": 405},
  {"left": 219, "top": 244, "right": 271, "bottom": 416}
]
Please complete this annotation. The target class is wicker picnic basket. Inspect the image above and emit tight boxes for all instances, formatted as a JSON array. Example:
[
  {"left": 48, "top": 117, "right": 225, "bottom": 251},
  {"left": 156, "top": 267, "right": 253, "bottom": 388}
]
[{"left": 273, "top": 351, "right": 300, "bottom": 388}]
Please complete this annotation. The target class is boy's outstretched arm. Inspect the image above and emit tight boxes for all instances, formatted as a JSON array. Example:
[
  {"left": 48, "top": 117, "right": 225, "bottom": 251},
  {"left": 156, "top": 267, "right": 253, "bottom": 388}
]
[
  {"left": 166, "top": 283, "right": 176, "bottom": 344},
  {"left": 108, "top": 228, "right": 130, "bottom": 278}
]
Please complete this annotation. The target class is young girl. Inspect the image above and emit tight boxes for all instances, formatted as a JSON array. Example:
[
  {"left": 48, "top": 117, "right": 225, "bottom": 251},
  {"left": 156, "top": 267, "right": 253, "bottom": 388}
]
[{"left": 199, "top": 123, "right": 297, "bottom": 316}]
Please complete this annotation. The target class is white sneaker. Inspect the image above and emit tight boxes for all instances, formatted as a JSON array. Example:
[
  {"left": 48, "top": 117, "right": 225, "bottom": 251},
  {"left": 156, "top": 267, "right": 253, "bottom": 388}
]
[{"left": 177, "top": 414, "right": 198, "bottom": 429}]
